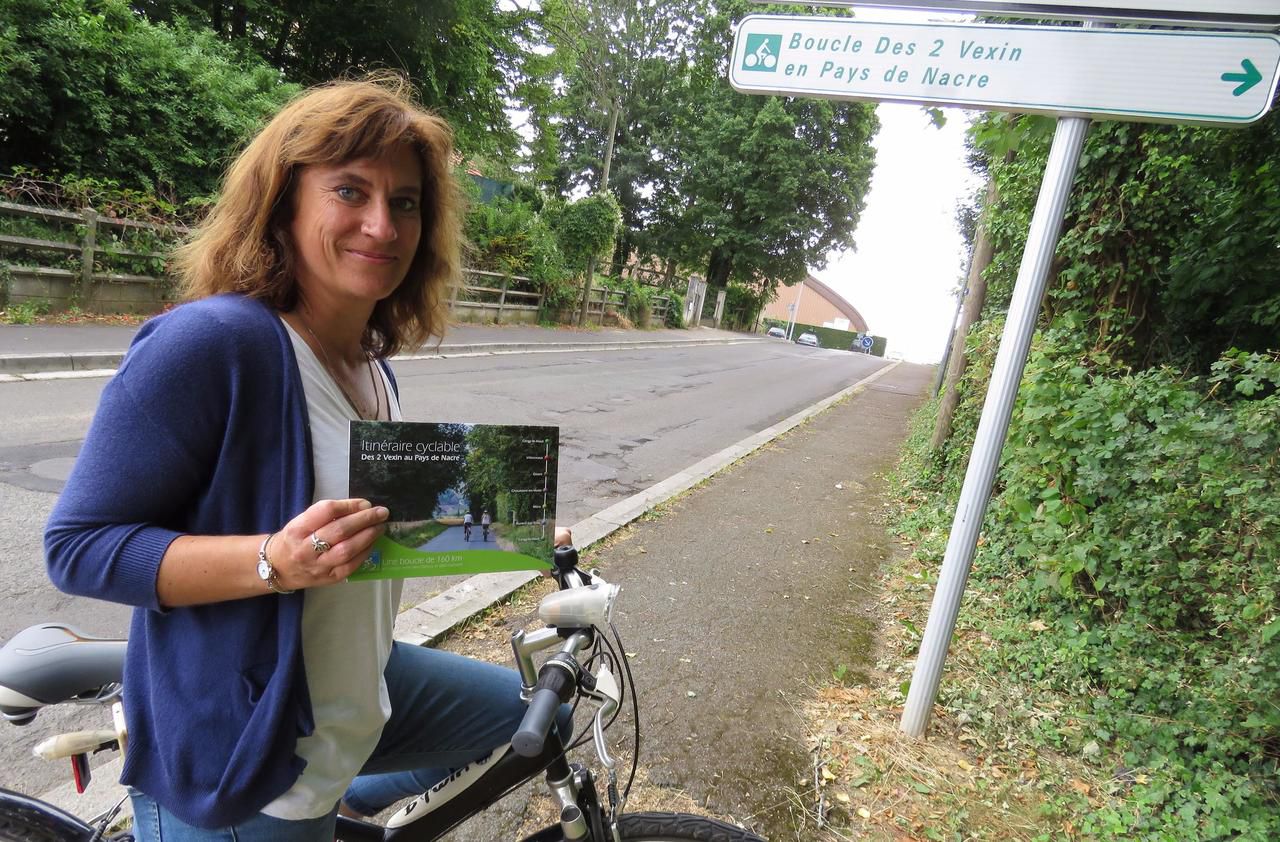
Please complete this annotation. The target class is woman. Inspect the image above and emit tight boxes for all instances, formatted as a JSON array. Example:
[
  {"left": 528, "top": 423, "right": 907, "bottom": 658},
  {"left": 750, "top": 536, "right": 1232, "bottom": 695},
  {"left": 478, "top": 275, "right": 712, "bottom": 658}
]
[{"left": 45, "top": 77, "right": 569, "bottom": 840}]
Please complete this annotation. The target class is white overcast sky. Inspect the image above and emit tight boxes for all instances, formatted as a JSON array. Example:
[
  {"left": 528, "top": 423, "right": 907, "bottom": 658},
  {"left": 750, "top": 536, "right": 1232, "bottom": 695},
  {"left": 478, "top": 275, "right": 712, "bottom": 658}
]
[
  {"left": 813, "top": 101, "right": 981, "bottom": 364},
  {"left": 806, "top": 6, "right": 982, "bottom": 364}
]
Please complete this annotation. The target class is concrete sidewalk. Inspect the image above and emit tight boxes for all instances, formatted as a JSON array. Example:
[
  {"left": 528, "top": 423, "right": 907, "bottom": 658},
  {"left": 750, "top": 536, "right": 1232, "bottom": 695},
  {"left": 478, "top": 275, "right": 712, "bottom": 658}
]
[{"left": 0, "top": 321, "right": 761, "bottom": 377}]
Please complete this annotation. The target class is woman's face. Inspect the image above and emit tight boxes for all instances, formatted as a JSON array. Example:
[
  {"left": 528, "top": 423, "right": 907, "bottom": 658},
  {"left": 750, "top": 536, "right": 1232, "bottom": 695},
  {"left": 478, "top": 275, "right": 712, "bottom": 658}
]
[{"left": 288, "top": 145, "right": 424, "bottom": 309}]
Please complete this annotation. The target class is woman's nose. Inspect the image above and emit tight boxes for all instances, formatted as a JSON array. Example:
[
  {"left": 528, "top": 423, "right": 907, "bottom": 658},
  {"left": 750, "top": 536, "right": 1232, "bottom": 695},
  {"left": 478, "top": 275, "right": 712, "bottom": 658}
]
[{"left": 361, "top": 201, "right": 397, "bottom": 241}]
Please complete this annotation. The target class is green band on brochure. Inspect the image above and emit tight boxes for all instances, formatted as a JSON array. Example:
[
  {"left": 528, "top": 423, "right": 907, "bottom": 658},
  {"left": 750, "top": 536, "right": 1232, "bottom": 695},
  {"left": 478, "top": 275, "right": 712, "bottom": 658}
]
[{"left": 346, "top": 535, "right": 552, "bottom": 582}]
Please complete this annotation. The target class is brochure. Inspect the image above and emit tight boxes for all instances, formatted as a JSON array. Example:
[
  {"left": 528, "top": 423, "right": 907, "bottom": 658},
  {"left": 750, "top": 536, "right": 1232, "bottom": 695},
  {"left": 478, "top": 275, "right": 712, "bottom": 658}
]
[{"left": 346, "top": 421, "right": 559, "bottom": 580}]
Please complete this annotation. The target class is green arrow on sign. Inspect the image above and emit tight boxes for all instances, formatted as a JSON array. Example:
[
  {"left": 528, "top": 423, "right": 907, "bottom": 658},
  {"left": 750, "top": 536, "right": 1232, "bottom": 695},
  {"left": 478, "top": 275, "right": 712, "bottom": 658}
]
[{"left": 1222, "top": 59, "right": 1262, "bottom": 97}]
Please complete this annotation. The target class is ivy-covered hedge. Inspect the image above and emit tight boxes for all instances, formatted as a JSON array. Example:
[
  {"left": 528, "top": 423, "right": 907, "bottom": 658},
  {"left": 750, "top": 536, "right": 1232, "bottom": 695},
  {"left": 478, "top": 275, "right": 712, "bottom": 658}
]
[{"left": 549, "top": 192, "right": 622, "bottom": 271}]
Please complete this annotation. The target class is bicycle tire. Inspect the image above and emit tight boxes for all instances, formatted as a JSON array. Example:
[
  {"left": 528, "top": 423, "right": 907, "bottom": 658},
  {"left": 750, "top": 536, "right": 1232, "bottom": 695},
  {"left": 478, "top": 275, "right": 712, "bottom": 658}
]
[
  {"left": 0, "top": 789, "right": 96, "bottom": 842},
  {"left": 520, "top": 810, "right": 765, "bottom": 842}
]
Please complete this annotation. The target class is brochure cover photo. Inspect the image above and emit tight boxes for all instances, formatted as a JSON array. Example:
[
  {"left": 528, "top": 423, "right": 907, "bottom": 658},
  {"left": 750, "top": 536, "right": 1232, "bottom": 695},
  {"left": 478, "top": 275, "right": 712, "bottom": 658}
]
[{"left": 346, "top": 421, "right": 559, "bottom": 580}]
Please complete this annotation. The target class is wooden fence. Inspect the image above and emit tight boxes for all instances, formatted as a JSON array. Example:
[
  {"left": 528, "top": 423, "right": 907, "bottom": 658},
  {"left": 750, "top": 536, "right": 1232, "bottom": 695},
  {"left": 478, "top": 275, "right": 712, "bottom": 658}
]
[
  {"left": 0, "top": 200, "right": 673, "bottom": 326},
  {"left": 449, "top": 268, "right": 542, "bottom": 324},
  {"left": 0, "top": 200, "right": 189, "bottom": 313}
]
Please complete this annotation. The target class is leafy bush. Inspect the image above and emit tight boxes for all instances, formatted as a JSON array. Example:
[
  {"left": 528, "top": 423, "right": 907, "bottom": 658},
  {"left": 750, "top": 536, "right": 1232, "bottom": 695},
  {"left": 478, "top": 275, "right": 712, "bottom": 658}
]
[
  {"left": 548, "top": 193, "right": 621, "bottom": 271},
  {"left": 664, "top": 292, "right": 685, "bottom": 329},
  {"left": 723, "top": 282, "right": 768, "bottom": 330},
  {"left": 465, "top": 194, "right": 565, "bottom": 285},
  {"left": 460, "top": 182, "right": 582, "bottom": 320},
  {"left": 0, "top": 0, "right": 297, "bottom": 201},
  {"left": 1, "top": 299, "right": 50, "bottom": 324},
  {"left": 599, "top": 278, "right": 653, "bottom": 328},
  {"left": 907, "top": 335, "right": 1280, "bottom": 839}
]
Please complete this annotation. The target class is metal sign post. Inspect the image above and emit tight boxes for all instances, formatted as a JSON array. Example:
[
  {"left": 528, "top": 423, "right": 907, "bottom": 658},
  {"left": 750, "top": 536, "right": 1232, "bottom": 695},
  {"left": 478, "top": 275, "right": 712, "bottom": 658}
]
[
  {"left": 900, "top": 114, "right": 1089, "bottom": 735},
  {"left": 729, "top": 4, "right": 1278, "bottom": 738}
]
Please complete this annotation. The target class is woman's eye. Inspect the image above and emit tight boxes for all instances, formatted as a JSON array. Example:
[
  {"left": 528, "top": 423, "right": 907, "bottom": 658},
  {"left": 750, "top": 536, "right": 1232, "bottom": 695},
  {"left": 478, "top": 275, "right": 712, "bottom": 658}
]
[
  {"left": 335, "top": 186, "right": 359, "bottom": 201},
  {"left": 393, "top": 197, "right": 419, "bottom": 213}
]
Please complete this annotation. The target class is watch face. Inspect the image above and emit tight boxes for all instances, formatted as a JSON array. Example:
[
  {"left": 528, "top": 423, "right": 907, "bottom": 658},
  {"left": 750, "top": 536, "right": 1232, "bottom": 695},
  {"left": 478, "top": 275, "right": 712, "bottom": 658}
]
[{"left": 257, "top": 559, "right": 272, "bottom": 581}]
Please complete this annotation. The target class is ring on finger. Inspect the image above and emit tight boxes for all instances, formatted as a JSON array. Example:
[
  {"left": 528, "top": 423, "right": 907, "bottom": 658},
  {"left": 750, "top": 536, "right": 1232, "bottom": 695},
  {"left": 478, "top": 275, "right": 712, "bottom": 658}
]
[{"left": 310, "top": 532, "right": 332, "bottom": 554}]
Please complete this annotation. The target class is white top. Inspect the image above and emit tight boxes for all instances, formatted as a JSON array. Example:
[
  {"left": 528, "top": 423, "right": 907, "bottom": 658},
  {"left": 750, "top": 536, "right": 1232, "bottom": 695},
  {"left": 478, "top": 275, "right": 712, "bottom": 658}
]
[{"left": 261, "top": 321, "right": 404, "bottom": 820}]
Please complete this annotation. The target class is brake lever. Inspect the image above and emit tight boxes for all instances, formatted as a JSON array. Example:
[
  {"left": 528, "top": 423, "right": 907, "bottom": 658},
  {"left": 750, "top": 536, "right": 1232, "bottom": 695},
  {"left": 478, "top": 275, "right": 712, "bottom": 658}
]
[{"left": 580, "top": 665, "right": 621, "bottom": 773}]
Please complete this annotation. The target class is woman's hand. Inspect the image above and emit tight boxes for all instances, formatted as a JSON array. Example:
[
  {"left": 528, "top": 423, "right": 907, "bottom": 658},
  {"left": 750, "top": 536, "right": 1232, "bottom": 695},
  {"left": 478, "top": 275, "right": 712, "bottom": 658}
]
[
  {"left": 554, "top": 526, "right": 573, "bottom": 548},
  {"left": 269, "top": 499, "right": 390, "bottom": 589}
]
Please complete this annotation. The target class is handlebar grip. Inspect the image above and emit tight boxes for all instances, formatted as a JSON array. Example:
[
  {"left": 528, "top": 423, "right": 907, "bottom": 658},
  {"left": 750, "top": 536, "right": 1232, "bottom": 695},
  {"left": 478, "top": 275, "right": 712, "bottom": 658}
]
[{"left": 512, "top": 687, "right": 563, "bottom": 758}]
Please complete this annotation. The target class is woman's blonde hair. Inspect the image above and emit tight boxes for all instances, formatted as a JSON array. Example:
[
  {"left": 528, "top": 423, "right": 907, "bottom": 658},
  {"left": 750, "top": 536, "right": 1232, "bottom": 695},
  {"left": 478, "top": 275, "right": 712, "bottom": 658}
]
[{"left": 173, "top": 75, "right": 460, "bottom": 356}]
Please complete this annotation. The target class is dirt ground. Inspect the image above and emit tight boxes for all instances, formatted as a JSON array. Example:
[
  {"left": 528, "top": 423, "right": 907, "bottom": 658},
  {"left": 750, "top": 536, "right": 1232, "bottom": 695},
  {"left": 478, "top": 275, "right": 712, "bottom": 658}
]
[{"left": 422, "top": 363, "right": 934, "bottom": 840}]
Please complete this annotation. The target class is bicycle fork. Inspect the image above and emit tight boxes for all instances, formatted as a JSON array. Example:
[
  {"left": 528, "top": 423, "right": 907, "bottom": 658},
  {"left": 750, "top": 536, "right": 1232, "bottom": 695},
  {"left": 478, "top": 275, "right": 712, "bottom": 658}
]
[{"left": 545, "top": 758, "right": 615, "bottom": 842}]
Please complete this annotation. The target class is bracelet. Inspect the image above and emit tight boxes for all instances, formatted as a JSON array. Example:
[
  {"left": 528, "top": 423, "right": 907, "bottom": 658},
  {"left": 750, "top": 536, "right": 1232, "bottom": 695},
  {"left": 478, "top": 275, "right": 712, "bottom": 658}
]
[{"left": 257, "top": 532, "right": 295, "bottom": 595}]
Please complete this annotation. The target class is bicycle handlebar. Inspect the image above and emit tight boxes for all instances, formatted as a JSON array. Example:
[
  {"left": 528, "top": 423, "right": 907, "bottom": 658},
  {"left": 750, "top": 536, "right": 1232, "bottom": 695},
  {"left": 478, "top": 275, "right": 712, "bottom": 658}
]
[{"left": 512, "top": 640, "right": 587, "bottom": 757}]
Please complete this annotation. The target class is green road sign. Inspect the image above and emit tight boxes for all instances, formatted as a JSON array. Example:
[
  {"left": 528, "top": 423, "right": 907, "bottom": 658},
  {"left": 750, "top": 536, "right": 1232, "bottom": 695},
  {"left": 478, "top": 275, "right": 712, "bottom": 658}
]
[{"left": 730, "top": 15, "right": 1280, "bottom": 125}]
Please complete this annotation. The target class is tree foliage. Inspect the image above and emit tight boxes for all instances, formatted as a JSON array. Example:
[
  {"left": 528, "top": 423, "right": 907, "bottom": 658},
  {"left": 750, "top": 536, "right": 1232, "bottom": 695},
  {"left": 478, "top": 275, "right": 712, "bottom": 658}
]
[
  {"left": 649, "top": 1, "right": 878, "bottom": 295},
  {"left": 533, "top": 0, "right": 698, "bottom": 262},
  {"left": 0, "top": 0, "right": 297, "bottom": 200},
  {"left": 530, "top": 1, "right": 878, "bottom": 297},
  {"left": 132, "top": 0, "right": 530, "bottom": 159}
]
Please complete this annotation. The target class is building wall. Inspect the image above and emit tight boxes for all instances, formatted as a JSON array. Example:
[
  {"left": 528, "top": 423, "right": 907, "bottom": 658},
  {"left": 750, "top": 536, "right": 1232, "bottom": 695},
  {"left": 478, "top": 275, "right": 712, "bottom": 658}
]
[{"left": 761, "top": 283, "right": 852, "bottom": 328}]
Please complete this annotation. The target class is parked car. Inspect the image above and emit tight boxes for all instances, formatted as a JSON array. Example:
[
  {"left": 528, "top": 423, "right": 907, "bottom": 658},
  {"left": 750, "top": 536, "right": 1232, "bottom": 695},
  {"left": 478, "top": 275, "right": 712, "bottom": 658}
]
[
  {"left": 766, "top": 326, "right": 787, "bottom": 338},
  {"left": 796, "top": 332, "right": 819, "bottom": 347}
]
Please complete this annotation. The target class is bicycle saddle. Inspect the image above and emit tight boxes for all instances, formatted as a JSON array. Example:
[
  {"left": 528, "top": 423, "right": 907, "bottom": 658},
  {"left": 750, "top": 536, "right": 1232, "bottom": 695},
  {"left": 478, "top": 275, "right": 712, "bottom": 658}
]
[{"left": 0, "top": 624, "right": 125, "bottom": 725}]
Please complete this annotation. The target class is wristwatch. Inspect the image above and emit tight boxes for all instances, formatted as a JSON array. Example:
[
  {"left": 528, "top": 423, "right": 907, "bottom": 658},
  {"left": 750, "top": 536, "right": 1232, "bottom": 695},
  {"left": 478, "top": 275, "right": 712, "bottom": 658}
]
[{"left": 257, "top": 534, "right": 295, "bottom": 595}]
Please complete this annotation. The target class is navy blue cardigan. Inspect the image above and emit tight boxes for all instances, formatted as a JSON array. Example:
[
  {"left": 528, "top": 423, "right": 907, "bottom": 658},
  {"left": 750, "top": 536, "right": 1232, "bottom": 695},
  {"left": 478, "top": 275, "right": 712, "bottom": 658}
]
[{"left": 45, "top": 293, "right": 397, "bottom": 828}]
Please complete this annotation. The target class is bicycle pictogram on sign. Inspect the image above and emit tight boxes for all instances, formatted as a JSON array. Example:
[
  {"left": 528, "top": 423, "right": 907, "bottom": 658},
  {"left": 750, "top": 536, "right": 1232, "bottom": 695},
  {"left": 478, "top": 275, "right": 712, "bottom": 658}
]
[{"left": 742, "top": 33, "right": 781, "bottom": 72}]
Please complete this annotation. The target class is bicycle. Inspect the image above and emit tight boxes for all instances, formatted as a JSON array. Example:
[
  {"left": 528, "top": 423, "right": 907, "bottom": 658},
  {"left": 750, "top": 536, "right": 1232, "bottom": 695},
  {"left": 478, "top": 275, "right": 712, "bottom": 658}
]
[
  {"left": 0, "top": 546, "right": 765, "bottom": 842},
  {"left": 463, "top": 521, "right": 473, "bottom": 542}
]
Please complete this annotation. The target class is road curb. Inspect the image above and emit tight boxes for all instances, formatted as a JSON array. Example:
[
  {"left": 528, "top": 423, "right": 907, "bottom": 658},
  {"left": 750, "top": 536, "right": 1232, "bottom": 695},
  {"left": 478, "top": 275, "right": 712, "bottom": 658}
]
[
  {"left": 0, "top": 337, "right": 761, "bottom": 378},
  {"left": 38, "top": 357, "right": 898, "bottom": 819}
]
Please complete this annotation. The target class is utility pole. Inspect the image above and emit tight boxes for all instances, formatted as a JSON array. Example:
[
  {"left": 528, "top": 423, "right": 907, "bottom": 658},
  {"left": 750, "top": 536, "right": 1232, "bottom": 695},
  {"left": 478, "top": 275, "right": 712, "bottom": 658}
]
[
  {"left": 784, "top": 281, "right": 806, "bottom": 340},
  {"left": 577, "top": 100, "right": 622, "bottom": 327}
]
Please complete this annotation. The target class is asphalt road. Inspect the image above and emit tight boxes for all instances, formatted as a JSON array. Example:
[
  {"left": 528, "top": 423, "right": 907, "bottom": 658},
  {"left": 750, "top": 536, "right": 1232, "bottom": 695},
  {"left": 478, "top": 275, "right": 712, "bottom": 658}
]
[
  {"left": 0, "top": 338, "right": 887, "bottom": 799},
  {"left": 422, "top": 525, "right": 499, "bottom": 551}
]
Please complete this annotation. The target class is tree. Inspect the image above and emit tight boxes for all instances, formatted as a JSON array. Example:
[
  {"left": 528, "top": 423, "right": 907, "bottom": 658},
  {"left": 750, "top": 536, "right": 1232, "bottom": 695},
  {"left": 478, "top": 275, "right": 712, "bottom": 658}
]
[
  {"left": 648, "top": 2, "right": 878, "bottom": 297},
  {"left": 529, "top": 0, "right": 696, "bottom": 319},
  {"left": 131, "top": 0, "right": 531, "bottom": 159},
  {"left": 462, "top": 425, "right": 559, "bottom": 525}
]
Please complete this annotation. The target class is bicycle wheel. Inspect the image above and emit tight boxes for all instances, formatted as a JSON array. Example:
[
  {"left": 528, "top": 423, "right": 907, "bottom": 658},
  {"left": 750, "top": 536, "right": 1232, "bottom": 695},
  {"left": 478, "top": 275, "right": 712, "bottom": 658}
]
[
  {"left": 520, "top": 810, "right": 765, "bottom": 841},
  {"left": 0, "top": 789, "right": 97, "bottom": 842}
]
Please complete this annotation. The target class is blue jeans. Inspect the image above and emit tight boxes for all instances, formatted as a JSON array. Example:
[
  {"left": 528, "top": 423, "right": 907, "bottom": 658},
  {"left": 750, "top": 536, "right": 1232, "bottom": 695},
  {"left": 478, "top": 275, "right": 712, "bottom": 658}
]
[{"left": 129, "top": 643, "right": 573, "bottom": 840}]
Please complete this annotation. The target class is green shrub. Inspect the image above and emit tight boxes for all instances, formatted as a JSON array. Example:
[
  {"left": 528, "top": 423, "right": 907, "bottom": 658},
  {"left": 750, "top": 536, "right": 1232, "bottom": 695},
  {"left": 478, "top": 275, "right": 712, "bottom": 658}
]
[
  {"left": 462, "top": 185, "right": 579, "bottom": 320},
  {"left": 0, "top": 0, "right": 298, "bottom": 201},
  {"left": 2, "top": 299, "right": 51, "bottom": 324},
  {"left": 664, "top": 292, "right": 685, "bottom": 329},
  {"left": 600, "top": 278, "right": 653, "bottom": 327},
  {"left": 548, "top": 193, "right": 621, "bottom": 271},
  {"left": 904, "top": 336, "right": 1280, "bottom": 839}
]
